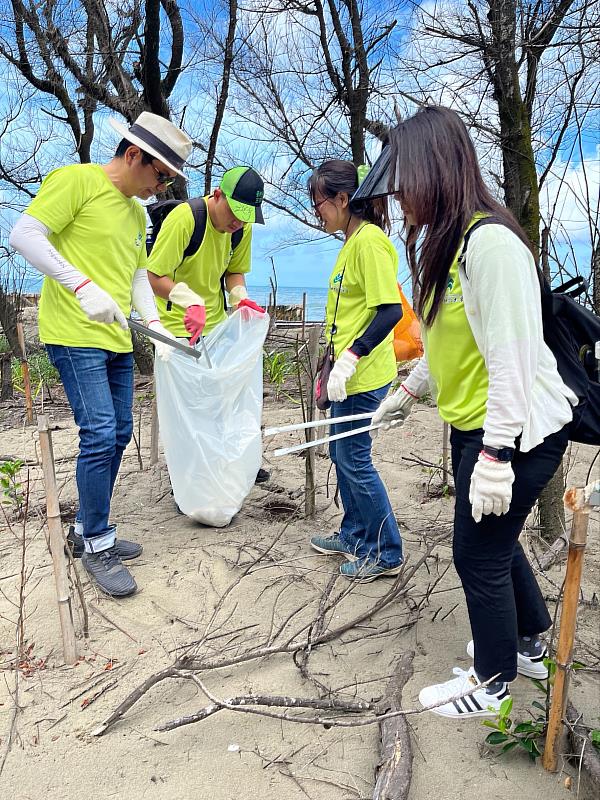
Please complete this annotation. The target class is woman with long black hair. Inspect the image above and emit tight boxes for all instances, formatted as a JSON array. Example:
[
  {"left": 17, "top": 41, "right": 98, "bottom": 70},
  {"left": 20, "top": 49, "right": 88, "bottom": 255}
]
[
  {"left": 307, "top": 160, "right": 404, "bottom": 582},
  {"left": 365, "top": 107, "right": 577, "bottom": 717}
]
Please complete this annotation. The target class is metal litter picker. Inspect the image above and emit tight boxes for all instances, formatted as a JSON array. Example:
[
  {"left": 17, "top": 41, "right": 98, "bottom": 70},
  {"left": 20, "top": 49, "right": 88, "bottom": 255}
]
[
  {"left": 127, "top": 318, "right": 212, "bottom": 367},
  {"left": 264, "top": 412, "right": 382, "bottom": 457}
]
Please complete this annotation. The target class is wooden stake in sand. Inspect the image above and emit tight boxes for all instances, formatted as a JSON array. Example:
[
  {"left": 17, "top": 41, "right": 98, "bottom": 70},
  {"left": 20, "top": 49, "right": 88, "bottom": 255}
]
[
  {"left": 542, "top": 481, "right": 598, "bottom": 772},
  {"left": 16, "top": 316, "right": 34, "bottom": 425},
  {"left": 37, "top": 414, "right": 78, "bottom": 665},
  {"left": 149, "top": 379, "right": 159, "bottom": 466},
  {"left": 304, "top": 326, "right": 320, "bottom": 517}
]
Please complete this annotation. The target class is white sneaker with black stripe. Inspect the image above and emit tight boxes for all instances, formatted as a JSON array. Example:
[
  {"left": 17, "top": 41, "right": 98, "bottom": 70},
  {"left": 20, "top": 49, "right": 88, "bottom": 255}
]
[
  {"left": 418, "top": 666, "right": 510, "bottom": 719},
  {"left": 466, "top": 640, "right": 549, "bottom": 679}
]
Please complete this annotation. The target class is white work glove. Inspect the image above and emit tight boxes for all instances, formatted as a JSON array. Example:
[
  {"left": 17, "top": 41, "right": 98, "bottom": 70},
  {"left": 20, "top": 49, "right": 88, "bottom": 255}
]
[
  {"left": 148, "top": 319, "right": 177, "bottom": 363},
  {"left": 75, "top": 280, "right": 128, "bottom": 329},
  {"left": 469, "top": 453, "right": 515, "bottom": 524},
  {"left": 370, "top": 384, "right": 417, "bottom": 438},
  {"left": 227, "top": 284, "right": 248, "bottom": 307},
  {"left": 327, "top": 349, "right": 359, "bottom": 402},
  {"left": 168, "top": 282, "right": 205, "bottom": 310}
]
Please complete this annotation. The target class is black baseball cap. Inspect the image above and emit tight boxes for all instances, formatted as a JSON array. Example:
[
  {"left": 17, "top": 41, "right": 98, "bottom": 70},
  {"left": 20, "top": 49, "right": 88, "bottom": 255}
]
[{"left": 220, "top": 166, "right": 265, "bottom": 224}]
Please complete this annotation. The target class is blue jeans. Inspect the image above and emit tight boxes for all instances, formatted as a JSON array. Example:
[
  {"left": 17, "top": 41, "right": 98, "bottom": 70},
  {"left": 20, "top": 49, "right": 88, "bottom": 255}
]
[
  {"left": 330, "top": 384, "right": 402, "bottom": 568},
  {"left": 46, "top": 346, "right": 134, "bottom": 552}
]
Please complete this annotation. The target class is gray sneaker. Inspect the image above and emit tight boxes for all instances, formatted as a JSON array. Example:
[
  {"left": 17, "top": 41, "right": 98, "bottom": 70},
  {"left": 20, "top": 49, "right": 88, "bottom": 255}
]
[{"left": 82, "top": 547, "right": 137, "bottom": 597}]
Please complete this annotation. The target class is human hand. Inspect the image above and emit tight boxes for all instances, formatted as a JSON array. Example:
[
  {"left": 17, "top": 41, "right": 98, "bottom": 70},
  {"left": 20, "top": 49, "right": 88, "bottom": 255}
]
[
  {"left": 75, "top": 280, "right": 128, "bottom": 329},
  {"left": 327, "top": 349, "right": 359, "bottom": 402},
  {"left": 148, "top": 319, "right": 177, "bottom": 362},
  {"left": 184, "top": 305, "right": 207, "bottom": 346},
  {"left": 469, "top": 453, "right": 515, "bottom": 523},
  {"left": 370, "top": 384, "right": 416, "bottom": 438}
]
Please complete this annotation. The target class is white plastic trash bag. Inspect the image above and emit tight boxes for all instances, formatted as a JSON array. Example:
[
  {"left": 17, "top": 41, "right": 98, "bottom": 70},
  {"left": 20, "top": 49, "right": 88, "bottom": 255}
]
[{"left": 155, "top": 309, "right": 269, "bottom": 527}]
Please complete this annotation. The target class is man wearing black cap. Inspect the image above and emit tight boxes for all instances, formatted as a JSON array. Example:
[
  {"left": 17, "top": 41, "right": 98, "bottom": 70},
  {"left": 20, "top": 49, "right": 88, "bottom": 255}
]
[
  {"left": 147, "top": 165, "right": 270, "bottom": 487},
  {"left": 9, "top": 111, "right": 192, "bottom": 597}
]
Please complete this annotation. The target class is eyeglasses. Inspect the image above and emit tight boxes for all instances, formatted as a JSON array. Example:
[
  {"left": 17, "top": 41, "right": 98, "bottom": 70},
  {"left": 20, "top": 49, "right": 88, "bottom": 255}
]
[
  {"left": 313, "top": 197, "right": 331, "bottom": 214},
  {"left": 151, "top": 162, "right": 176, "bottom": 187}
]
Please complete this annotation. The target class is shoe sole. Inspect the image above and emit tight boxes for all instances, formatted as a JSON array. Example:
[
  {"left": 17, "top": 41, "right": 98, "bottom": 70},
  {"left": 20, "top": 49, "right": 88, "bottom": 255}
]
[
  {"left": 466, "top": 641, "right": 548, "bottom": 679},
  {"left": 310, "top": 541, "right": 358, "bottom": 561},
  {"left": 426, "top": 705, "right": 500, "bottom": 719},
  {"left": 340, "top": 565, "right": 403, "bottom": 583}
]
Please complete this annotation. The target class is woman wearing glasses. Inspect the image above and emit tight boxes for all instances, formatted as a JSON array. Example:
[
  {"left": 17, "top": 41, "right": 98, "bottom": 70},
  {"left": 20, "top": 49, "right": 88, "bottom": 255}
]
[
  {"left": 308, "top": 160, "right": 404, "bottom": 582},
  {"left": 366, "top": 106, "right": 576, "bottom": 718}
]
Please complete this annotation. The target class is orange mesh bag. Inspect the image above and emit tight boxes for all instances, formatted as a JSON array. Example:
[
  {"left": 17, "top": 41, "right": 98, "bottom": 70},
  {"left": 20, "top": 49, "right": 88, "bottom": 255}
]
[{"left": 393, "top": 285, "right": 423, "bottom": 362}]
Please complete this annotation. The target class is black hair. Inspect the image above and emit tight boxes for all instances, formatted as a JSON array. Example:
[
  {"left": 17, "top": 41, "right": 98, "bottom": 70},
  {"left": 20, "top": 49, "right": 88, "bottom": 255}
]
[
  {"left": 114, "top": 137, "right": 153, "bottom": 165},
  {"left": 388, "top": 106, "right": 533, "bottom": 325},
  {"left": 308, "top": 159, "right": 390, "bottom": 233}
]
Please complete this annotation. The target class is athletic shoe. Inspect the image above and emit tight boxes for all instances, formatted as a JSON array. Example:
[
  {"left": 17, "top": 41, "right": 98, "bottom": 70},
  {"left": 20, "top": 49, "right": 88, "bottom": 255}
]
[
  {"left": 310, "top": 533, "right": 358, "bottom": 560},
  {"left": 66, "top": 525, "right": 143, "bottom": 561},
  {"left": 418, "top": 666, "right": 510, "bottom": 719},
  {"left": 81, "top": 547, "right": 137, "bottom": 597},
  {"left": 255, "top": 468, "right": 271, "bottom": 484},
  {"left": 339, "top": 557, "right": 403, "bottom": 582},
  {"left": 466, "top": 639, "right": 549, "bottom": 679}
]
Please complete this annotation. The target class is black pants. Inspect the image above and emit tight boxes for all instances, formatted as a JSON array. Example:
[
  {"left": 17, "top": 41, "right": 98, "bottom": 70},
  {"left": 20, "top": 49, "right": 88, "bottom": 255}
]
[{"left": 451, "top": 424, "right": 569, "bottom": 683}]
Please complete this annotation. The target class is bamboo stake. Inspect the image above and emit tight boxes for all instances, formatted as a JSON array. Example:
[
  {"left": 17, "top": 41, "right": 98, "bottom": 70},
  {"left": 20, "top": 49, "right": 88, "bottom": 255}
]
[
  {"left": 301, "top": 292, "right": 307, "bottom": 339},
  {"left": 542, "top": 486, "right": 591, "bottom": 772},
  {"left": 304, "top": 326, "right": 320, "bottom": 517},
  {"left": 149, "top": 380, "right": 159, "bottom": 467},
  {"left": 37, "top": 414, "right": 78, "bottom": 665},
  {"left": 16, "top": 317, "right": 34, "bottom": 425}
]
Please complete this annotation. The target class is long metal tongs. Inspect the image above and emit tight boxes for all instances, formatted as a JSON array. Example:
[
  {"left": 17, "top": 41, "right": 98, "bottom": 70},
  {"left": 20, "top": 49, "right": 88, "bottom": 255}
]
[
  {"left": 264, "top": 412, "right": 382, "bottom": 457},
  {"left": 127, "top": 318, "right": 212, "bottom": 367}
]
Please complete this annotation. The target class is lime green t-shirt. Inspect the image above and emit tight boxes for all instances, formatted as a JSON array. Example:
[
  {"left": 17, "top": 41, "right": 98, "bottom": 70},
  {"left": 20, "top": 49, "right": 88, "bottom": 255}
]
[
  {"left": 423, "top": 217, "right": 489, "bottom": 430},
  {"left": 26, "top": 163, "right": 147, "bottom": 352},
  {"left": 146, "top": 199, "right": 252, "bottom": 337},
  {"left": 325, "top": 222, "right": 399, "bottom": 396}
]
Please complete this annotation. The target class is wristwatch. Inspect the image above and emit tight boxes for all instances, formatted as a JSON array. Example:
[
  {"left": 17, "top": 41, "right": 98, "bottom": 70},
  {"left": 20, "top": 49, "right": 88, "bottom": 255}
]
[{"left": 482, "top": 445, "right": 515, "bottom": 462}]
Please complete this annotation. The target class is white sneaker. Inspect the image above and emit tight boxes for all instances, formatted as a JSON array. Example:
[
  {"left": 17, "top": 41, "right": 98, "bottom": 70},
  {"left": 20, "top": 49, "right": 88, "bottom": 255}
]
[
  {"left": 466, "top": 640, "right": 548, "bottom": 679},
  {"left": 418, "top": 666, "right": 510, "bottom": 719}
]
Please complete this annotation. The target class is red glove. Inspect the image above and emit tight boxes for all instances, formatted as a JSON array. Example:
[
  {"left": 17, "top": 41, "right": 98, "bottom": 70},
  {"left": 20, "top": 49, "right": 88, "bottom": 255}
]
[
  {"left": 237, "top": 298, "right": 266, "bottom": 314},
  {"left": 184, "top": 304, "right": 207, "bottom": 346}
]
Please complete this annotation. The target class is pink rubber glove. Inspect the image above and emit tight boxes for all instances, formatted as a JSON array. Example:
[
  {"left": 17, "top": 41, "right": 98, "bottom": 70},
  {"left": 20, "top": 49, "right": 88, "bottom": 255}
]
[
  {"left": 184, "top": 304, "right": 207, "bottom": 346},
  {"left": 238, "top": 298, "right": 266, "bottom": 314}
]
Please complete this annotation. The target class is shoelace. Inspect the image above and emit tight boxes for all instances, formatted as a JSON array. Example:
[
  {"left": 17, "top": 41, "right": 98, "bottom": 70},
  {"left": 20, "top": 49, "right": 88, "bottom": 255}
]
[{"left": 97, "top": 549, "right": 123, "bottom": 568}]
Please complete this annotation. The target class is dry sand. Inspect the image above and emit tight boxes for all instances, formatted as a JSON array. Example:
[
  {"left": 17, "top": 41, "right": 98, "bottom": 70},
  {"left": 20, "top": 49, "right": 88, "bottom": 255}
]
[{"left": 0, "top": 379, "right": 598, "bottom": 800}]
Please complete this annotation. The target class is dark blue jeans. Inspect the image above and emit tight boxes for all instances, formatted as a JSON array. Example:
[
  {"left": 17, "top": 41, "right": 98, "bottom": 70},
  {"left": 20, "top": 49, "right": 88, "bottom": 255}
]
[
  {"left": 46, "top": 346, "right": 134, "bottom": 552},
  {"left": 330, "top": 384, "right": 403, "bottom": 568},
  {"left": 451, "top": 425, "right": 570, "bottom": 683}
]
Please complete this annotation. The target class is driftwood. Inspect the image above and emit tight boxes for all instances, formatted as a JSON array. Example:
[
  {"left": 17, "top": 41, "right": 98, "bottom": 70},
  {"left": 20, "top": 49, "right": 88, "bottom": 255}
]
[{"left": 373, "top": 651, "right": 414, "bottom": 800}]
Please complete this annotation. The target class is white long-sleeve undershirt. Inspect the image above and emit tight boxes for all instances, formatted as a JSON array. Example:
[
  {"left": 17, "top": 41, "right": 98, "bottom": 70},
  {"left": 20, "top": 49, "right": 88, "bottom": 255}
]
[{"left": 9, "top": 212, "right": 160, "bottom": 325}]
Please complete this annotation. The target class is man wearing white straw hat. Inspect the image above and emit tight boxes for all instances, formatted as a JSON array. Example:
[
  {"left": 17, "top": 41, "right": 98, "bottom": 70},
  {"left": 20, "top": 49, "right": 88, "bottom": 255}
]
[{"left": 9, "top": 111, "right": 192, "bottom": 597}]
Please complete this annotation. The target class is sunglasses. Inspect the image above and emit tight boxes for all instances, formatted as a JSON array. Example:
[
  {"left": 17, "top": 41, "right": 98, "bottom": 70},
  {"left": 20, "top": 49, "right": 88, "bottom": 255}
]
[{"left": 150, "top": 161, "right": 176, "bottom": 187}]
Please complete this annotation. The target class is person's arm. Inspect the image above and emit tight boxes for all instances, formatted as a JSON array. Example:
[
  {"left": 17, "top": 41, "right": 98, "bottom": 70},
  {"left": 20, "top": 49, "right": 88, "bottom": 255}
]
[
  {"left": 350, "top": 303, "right": 403, "bottom": 356},
  {"left": 9, "top": 213, "right": 86, "bottom": 290},
  {"left": 147, "top": 271, "right": 176, "bottom": 300},
  {"left": 9, "top": 213, "right": 127, "bottom": 329},
  {"left": 466, "top": 225, "right": 541, "bottom": 449}
]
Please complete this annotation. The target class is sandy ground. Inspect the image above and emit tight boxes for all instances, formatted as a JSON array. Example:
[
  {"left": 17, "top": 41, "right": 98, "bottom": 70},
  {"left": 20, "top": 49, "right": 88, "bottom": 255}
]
[{"left": 0, "top": 371, "right": 599, "bottom": 800}]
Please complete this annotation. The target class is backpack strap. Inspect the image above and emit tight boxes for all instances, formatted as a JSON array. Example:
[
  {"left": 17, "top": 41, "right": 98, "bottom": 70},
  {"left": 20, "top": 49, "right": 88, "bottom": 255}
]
[
  {"left": 184, "top": 197, "right": 208, "bottom": 259},
  {"left": 457, "top": 216, "right": 505, "bottom": 273}
]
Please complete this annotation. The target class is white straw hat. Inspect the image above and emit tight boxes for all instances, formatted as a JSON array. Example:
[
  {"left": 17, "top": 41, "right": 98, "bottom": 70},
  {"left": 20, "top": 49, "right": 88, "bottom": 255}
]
[{"left": 109, "top": 111, "right": 192, "bottom": 178}]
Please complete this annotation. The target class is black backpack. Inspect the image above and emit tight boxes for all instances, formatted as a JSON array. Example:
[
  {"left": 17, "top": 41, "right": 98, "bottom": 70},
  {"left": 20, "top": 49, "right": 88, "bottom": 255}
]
[
  {"left": 146, "top": 197, "right": 244, "bottom": 309},
  {"left": 461, "top": 217, "right": 600, "bottom": 446}
]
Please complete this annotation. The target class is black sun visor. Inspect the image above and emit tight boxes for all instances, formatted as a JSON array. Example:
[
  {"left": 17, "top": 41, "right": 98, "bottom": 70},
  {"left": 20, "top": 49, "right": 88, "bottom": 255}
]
[{"left": 351, "top": 146, "right": 396, "bottom": 203}]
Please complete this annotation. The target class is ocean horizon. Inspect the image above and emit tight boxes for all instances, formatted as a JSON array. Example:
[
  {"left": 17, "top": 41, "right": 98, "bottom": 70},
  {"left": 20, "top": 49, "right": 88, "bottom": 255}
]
[{"left": 18, "top": 276, "right": 329, "bottom": 322}]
